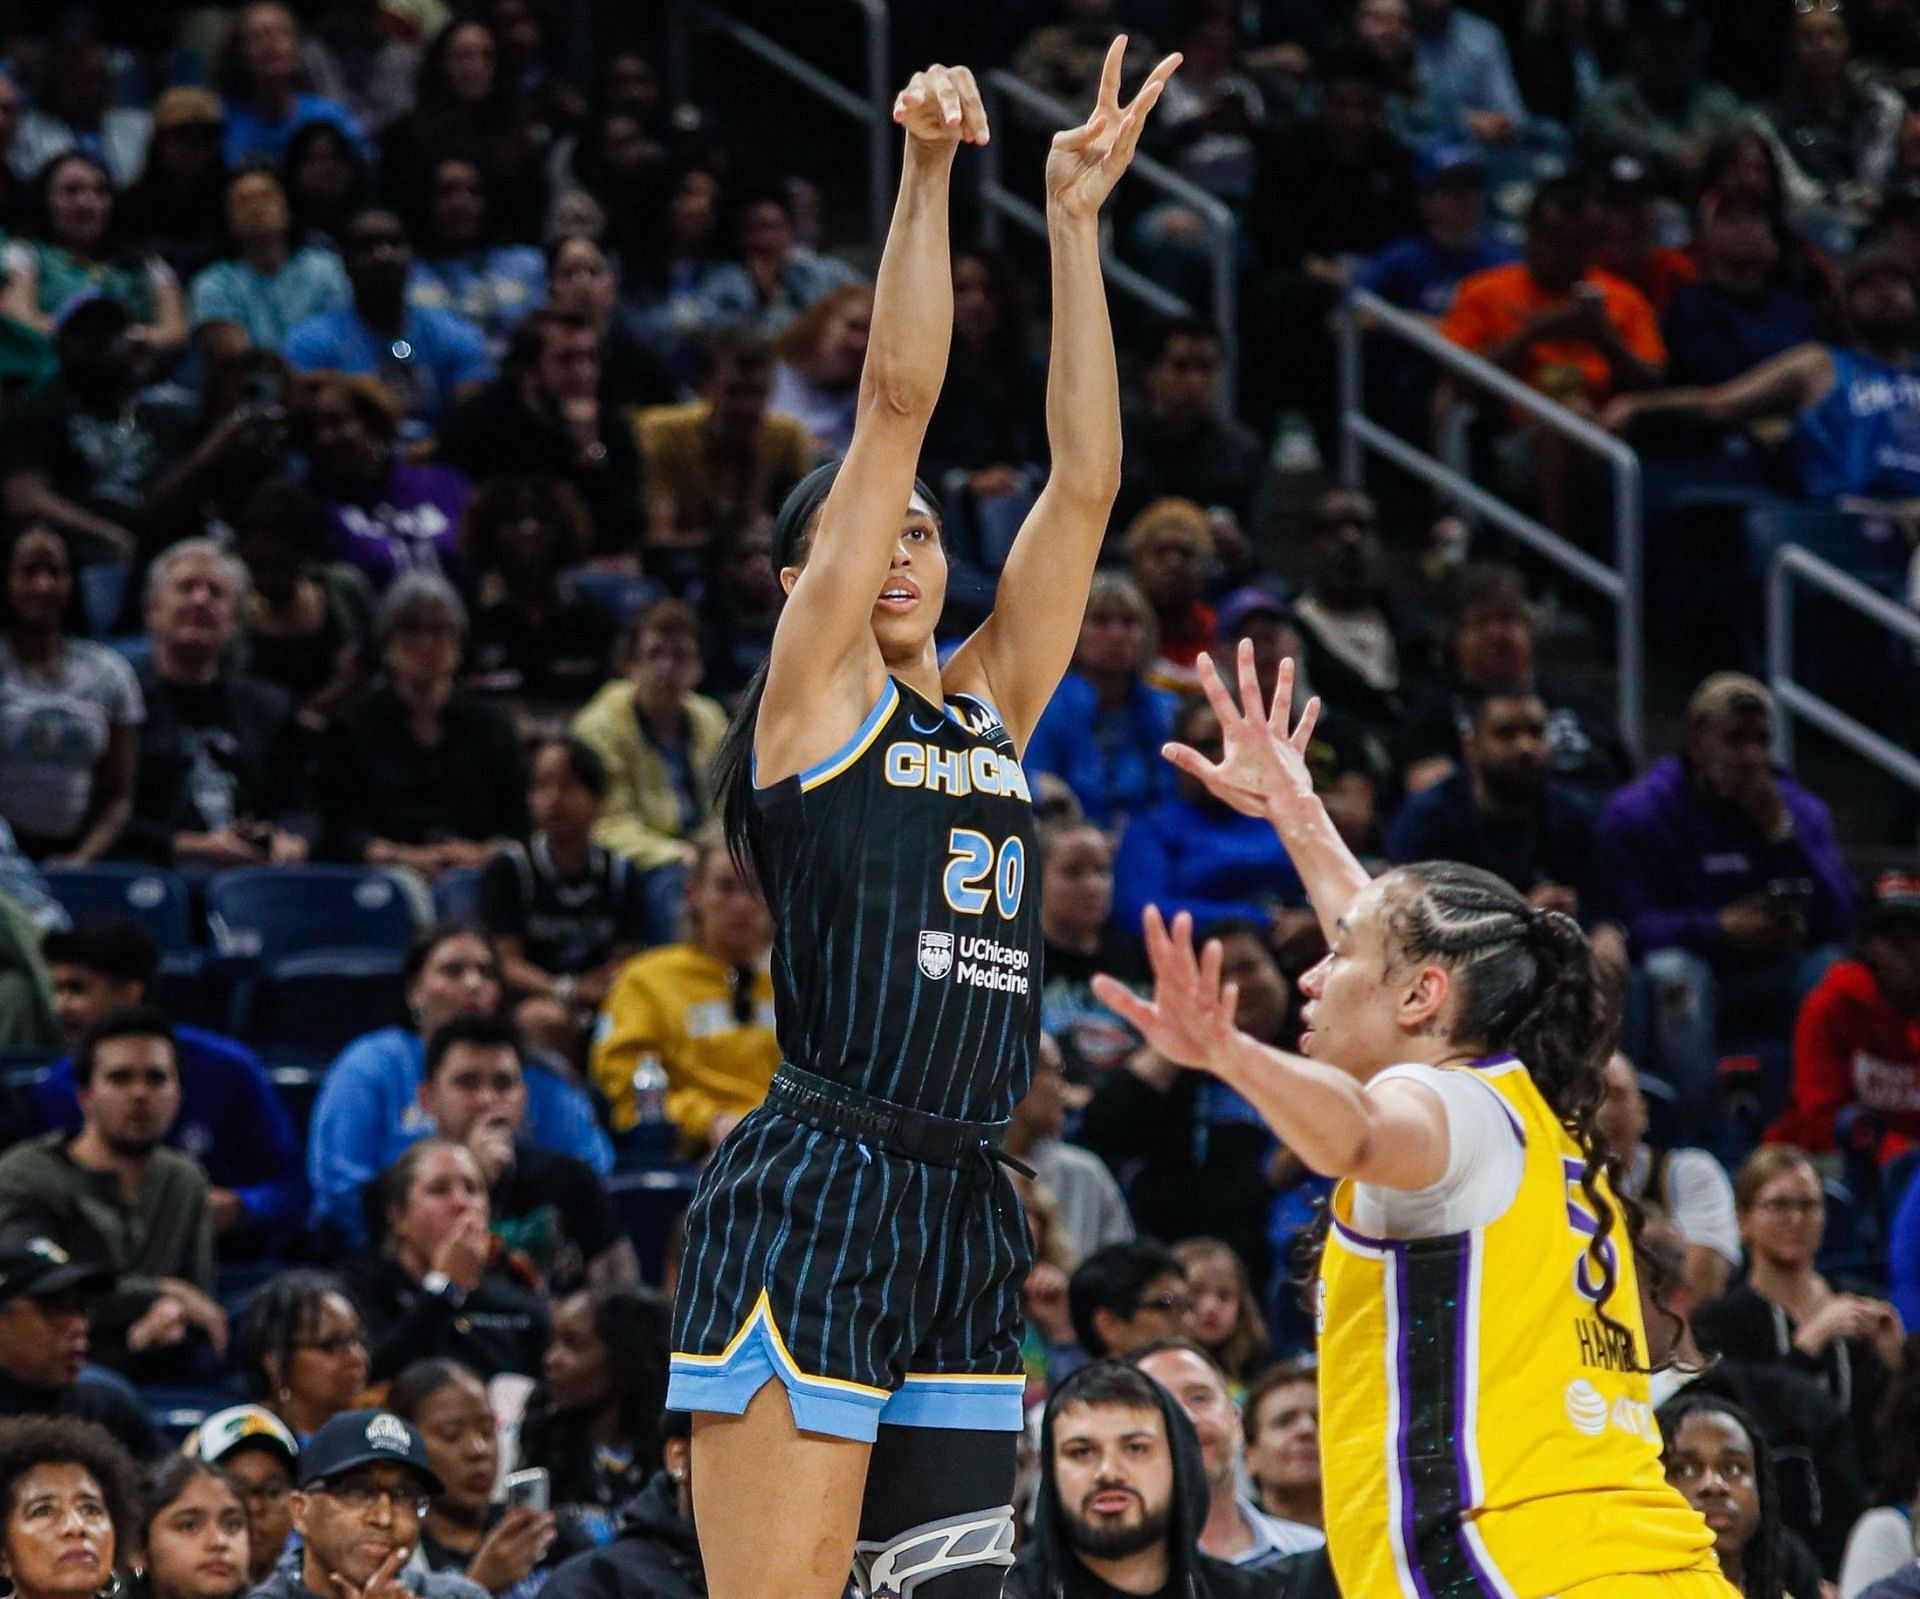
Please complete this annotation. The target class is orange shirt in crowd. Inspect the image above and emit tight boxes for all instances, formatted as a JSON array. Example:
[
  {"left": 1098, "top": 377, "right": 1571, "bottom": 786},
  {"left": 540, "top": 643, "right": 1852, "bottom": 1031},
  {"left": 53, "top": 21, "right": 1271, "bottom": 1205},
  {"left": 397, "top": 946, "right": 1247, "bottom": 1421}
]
[{"left": 1441, "top": 264, "right": 1667, "bottom": 407}]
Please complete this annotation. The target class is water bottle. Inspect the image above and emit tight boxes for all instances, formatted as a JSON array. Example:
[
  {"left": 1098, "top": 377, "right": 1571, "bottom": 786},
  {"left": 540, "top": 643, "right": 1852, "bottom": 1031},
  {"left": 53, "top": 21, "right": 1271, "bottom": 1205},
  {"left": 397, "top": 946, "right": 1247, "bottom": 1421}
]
[{"left": 630, "top": 1054, "right": 674, "bottom": 1160}]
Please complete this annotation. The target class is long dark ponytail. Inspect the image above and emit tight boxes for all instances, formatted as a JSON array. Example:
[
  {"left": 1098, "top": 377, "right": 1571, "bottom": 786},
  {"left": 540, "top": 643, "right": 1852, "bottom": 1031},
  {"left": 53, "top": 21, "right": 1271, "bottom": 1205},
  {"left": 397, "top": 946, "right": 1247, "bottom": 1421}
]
[
  {"left": 1657, "top": 1393, "right": 1784, "bottom": 1599},
  {"left": 715, "top": 459, "right": 942, "bottom": 891},
  {"left": 1374, "top": 861, "right": 1652, "bottom": 1367}
]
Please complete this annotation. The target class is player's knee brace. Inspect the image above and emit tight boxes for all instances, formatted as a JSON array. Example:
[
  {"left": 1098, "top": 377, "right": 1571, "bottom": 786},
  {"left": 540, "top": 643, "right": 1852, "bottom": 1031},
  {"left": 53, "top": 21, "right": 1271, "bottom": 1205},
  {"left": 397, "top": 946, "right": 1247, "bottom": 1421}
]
[{"left": 852, "top": 1507, "right": 1016, "bottom": 1597}]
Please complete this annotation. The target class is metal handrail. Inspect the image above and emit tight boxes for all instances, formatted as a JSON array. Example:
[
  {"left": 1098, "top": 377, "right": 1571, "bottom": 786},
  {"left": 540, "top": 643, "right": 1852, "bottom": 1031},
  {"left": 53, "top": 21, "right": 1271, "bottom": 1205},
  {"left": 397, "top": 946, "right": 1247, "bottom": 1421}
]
[
  {"left": 979, "top": 69, "right": 1240, "bottom": 404},
  {"left": 668, "top": 0, "right": 892, "bottom": 251},
  {"left": 1767, "top": 542, "right": 1920, "bottom": 791},
  {"left": 1336, "top": 288, "right": 1644, "bottom": 754}
]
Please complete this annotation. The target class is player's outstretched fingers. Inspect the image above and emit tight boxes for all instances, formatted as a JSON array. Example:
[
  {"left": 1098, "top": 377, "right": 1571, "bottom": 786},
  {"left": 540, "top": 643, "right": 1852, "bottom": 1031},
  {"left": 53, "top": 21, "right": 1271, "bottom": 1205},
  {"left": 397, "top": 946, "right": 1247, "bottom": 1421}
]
[
  {"left": 1292, "top": 695, "right": 1322, "bottom": 752},
  {"left": 1271, "top": 656, "right": 1297, "bottom": 730},
  {"left": 1094, "top": 35, "right": 1127, "bottom": 113},
  {"left": 1193, "top": 649, "right": 1242, "bottom": 729},
  {"left": 1236, "top": 638, "right": 1263, "bottom": 725}
]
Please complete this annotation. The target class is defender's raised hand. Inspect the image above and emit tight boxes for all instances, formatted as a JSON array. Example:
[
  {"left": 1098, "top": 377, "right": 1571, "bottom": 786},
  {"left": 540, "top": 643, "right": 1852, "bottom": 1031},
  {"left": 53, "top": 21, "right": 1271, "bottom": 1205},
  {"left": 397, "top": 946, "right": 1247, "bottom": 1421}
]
[
  {"left": 1092, "top": 907, "right": 1250, "bottom": 1077},
  {"left": 893, "top": 63, "right": 990, "bottom": 148},
  {"left": 1045, "top": 37, "right": 1181, "bottom": 218},
  {"left": 1164, "top": 642, "right": 1322, "bottom": 821}
]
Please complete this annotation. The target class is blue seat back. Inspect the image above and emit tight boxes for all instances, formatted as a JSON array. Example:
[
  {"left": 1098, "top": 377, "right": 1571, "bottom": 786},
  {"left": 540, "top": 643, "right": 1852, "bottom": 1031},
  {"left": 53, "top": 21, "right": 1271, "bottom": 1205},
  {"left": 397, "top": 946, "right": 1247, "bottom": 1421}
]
[
  {"left": 434, "top": 866, "right": 487, "bottom": 923},
  {"left": 43, "top": 866, "right": 195, "bottom": 959},
  {"left": 206, "top": 867, "right": 421, "bottom": 965}
]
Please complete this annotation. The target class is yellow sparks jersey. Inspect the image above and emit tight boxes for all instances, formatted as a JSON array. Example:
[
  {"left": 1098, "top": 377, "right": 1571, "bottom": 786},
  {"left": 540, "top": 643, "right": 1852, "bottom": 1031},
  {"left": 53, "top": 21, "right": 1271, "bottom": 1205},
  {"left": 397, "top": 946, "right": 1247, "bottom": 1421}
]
[{"left": 1319, "top": 1055, "right": 1726, "bottom": 1599}]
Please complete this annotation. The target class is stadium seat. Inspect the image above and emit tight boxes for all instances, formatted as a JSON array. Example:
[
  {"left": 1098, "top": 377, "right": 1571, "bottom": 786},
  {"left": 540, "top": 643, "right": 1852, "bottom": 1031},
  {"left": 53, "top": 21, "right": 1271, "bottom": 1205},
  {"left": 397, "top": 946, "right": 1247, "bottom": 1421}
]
[
  {"left": 433, "top": 865, "right": 487, "bottom": 923},
  {"left": 139, "top": 1384, "right": 249, "bottom": 1448},
  {"left": 565, "top": 569, "right": 666, "bottom": 632},
  {"left": 43, "top": 863, "right": 201, "bottom": 1011},
  {"left": 206, "top": 868, "right": 424, "bottom": 1062}
]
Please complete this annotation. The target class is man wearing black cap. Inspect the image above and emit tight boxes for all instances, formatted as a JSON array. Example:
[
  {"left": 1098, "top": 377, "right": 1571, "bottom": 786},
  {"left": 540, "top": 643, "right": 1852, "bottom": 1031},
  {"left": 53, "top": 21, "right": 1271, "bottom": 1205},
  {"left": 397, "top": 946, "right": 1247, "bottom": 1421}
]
[
  {"left": 1605, "top": 244, "right": 1920, "bottom": 504},
  {"left": 256, "top": 1409, "right": 485, "bottom": 1599},
  {"left": 1358, "top": 145, "right": 1515, "bottom": 319},
  {"left": 0, "top": 1235, "right": 157, "bottom": 1460}
]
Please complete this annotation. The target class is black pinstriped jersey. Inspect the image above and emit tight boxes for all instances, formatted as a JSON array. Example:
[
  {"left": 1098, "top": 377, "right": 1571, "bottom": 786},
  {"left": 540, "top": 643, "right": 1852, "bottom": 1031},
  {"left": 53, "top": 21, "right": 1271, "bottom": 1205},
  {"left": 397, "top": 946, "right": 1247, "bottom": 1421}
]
[{"left": 752, "top": 676, "right": 1040, "bottom": 1123}]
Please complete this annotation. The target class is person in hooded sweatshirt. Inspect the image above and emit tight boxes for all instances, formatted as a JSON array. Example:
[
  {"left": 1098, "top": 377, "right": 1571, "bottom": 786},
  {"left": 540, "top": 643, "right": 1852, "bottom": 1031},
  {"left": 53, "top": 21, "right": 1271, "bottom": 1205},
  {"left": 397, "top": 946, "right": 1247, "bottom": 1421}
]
[
  {"left": 1007, "top": 1358, "right": 1330, "bottom": 1599},
  {"left": 537, "top": 1411, "right": 701, "bottom": 1599}
]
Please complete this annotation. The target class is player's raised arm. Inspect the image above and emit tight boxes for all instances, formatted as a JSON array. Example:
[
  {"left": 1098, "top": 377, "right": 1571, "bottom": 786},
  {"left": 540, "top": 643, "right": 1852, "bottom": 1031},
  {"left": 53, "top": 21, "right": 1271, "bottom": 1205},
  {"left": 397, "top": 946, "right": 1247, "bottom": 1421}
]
[
  {"left": 755, "top": 65, "right": 984, "bottom": 782},
  {"left": 947, "top": 38, "right": 1179, "bottom": 748},
  {"left": 1169, "top": 643, "right": 1372, "bottom": 941}
]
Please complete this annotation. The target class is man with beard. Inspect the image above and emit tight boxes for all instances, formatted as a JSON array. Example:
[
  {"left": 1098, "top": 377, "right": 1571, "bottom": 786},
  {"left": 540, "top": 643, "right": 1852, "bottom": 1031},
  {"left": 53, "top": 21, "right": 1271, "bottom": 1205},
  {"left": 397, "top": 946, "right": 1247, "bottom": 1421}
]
[
  {"left": 1005, "top": 1359, "right": 1308, "bottom": 1598},
  {"left": 1606, "top": 244, "right": 1920, "bottom": 505},
  {"left": 1385, "top": 688, "right": 1624, "bottom": 977},
  {"left": 0, "top": 1007, "right": 225, "bottom": 1380}
]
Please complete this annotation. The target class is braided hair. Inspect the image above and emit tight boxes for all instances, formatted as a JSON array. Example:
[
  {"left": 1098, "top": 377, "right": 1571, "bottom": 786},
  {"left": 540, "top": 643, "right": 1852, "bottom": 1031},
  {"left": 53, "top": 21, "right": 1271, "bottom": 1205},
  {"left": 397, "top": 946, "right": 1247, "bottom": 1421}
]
[{"left": 1375, "top": 861, "right": 1644, "bottom": 1365}]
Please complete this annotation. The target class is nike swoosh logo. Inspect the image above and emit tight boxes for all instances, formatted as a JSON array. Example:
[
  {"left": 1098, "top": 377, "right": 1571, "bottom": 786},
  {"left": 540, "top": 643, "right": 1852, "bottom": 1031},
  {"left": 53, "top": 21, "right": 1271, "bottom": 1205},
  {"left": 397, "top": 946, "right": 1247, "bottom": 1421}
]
[{"left": 909, "top": 714, "right": 945, "bottom": 736}]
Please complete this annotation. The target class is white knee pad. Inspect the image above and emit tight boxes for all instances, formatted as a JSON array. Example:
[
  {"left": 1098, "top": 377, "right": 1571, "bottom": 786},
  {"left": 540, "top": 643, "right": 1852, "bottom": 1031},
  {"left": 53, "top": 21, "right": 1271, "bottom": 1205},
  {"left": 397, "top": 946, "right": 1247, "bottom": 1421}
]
[{"left": 852, "top": 1505, "right": 1017, "bottom": 1598}]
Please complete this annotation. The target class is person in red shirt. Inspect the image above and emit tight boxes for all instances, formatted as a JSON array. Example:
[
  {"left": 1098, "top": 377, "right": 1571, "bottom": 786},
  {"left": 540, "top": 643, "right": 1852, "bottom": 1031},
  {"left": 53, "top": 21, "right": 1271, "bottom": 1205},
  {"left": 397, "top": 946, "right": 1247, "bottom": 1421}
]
[
  {"left": 1769, "top": 873, "right": 1920, "bottom": 1161},
  {"left": 1595, "top": 156, "right": 1700, "bottom": 315}
]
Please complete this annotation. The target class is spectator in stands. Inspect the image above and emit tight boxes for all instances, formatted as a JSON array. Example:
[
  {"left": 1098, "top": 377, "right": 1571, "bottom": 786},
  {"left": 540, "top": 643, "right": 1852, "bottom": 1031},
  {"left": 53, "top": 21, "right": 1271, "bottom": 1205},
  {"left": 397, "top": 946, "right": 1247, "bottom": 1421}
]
[
  {"left": 464, "top": 480, "right": 613, "bottom": 718},
  {"left": 1133, "top": 1340, "right": 1323, "bottom": 1567},
  {"left": 180, "top": 1406, "right": 300, "bottom": 1582},
  {"left": 1658, "top": 1392, "right": 1818, "bottom": 1599},
  {"left": 482, "top": 737, "right": 652, "bottom": 1044},
  {"left": 0, "top": 1240, "right": 155, "bottom": 1460},
  {"left": 1113, "top": 700, "right": 1307, "bottom": 939},
  {"left": 591, "top": 824, "right": 774, "bottom": 1145},
  {"left": 230, "top": 476, "right": 372, "bottom": 732},
  {"left": 1385, "top": 687, "right": 1625, "bottom": 974},
  {"left": 0, "top": 523, "right": 140, "bottom": 862},
  {"left": 1510, "top": 0, "right": 1630, "bottom": 126},
  {"left": 1007, "top": 1358, "right": 1292, "bottom": 1599},
  {"left": 1839, "top": 1340, "right": 1920, "bottom": 1596},
  {"left": 137, "top": 1455, "right": 251, "bottom": 1599},
  {"left": 269, "top": 1409, "right": 486, "bottom": 1599},
  {"left": 1069, "top": 1244, "right": 1189, "bottom": 1364},
  {"left": 318, "top": 575, "right": 528, "bottom": 875},
  {"left": 123, "top": 539, "right": 311, "bottom": 871},
  {"left": 1243, "top": 1362, "right": 1322, "bottom": 1532},
  {"left": 339, "top": 1137, "right": 549, "bottom": 1381},
  {"left": 215, "top": 3, "right": 367, "bottom": 171},
  {"left": 1443, "top": 178, "right": 1667, "bottom": 420},
  {"left": 119, "top": 90, "right": 234, "bottom": 286},
  {"left": 285, "top": 209, "right": 492, "bottom": 438},
  {"left": 1172, "top": 1239, "right": 1270, "bottom": 1392},
  {"left": 307, "top": 920, "right": 611, "bottom": 1248},
  {"left": 1408, "top": 0, "right": 1527, "bottom": 150},
  {"left": 292, "top": 373, "right": 471, "bottom": 592},
  {"left": 235, "top": 1272, "right": 371, "bottom": 1442},
  {"left": 1606, "top": 244, "right": 1920, "bottom": 503},
  {"left": 1576, "top": 0, "right": 1754, "bottom": 194},
  {"left": 572, "top": 600, "right": 725, "bottom": 873},
  {"left": 284, "top": 123, "right": 370, "bottom": 250},
  {"left": 621, "top": 168, "right": 728, "bottom": 381},
  {"left": 438, "top": 310, "right": 642, "bottom": 559},
  {"left": 0, "top": 74, "right": 23, "bottom": 230},
  {"left": 1391, "top": 563, "right": 1630, "bottom": 802},
  {"left": 1111, "top": 322, "right": 1259, "bottom": 541},
  {"left": 922, "top": 246, "right": 1047, "bottom": 490},
  {"left": 1595, "top": 158, "right": 1701, "bottom": 315},
  {"left": 1038, "top": 822, "right": 1150, "bottom": 1080},
  {"left": 543, "top": 235, "right": 677, "bottom": 422},
  {"left": 1771, "top": 873, "right": 1920, "bottom": 1161},
  {"left": 1597, "top": 1051, "right": 1742, "bottom": 1302},
  {"left": 536, "top": 1410, "right": 700, "bottom": 1599},
  {"left": 1012, "top": 4, "right": 1160, "bottom": 106},
  {"left": 0, "top": 1008, "right": 224, "bottom": 1381},
  {"left": 3, "top": 291, "right": 194, "bottom": 564},
  {"left": 1286, "top": 489, "right": 1420, "bottom": 744},
  {"left": 406, "top": 159, "right": 544, "bottom": 360},
  {"left": 1359, "top": 145, "right": 1516, "bottom": 318},
  {"left": 699, "top": 183, "right": 862, "bottom": 340},
  {"left": 386, "top": 1360, "right": 560, "bottom": 1594},
  {"left": 1024, "top": 575, "right": 1177, "bottom": 834},
  {"left": 1764, "top": 1, "right": 1904, "bottom": 246},
  {"left": 633, "top": 329, "right": 812, "bottom": 575},
  {"left": 1081, "top": 920, "right": 1294, "bottom": 1281},
  {"left": 1696, "top": 1146, "right": 1904, "bottom": 1468},
  {"left": 303, "top": 0, "right": 421, "bottom": 137},
  {"left": 417, "top": 1015, "right": 635, "bottom": 1294},
  {"left": 1124, "top": 500, "right": 1217, "bottom": 693},
  {"left": 36, "top": 922, "right": 303, "bottom": 1250},
  {"left": 0, "top": 1415, "right": 143, "bottom": 1599},
  {"left": 696, "top": 522, "right": 783, "bottom": 707},
  {"left": 12, "top": 36, "right": 151, "bottom": 190},
  {"left": 516, "top": 1288, "right": 671, "bottom": 1544},
  {"left": 768, "top": 284, "right": 872, "bottom": 457},
  {"left": 189, "top": 172, "right": 349, "bottom": 360},
  {"left": 1008, "top": 1033, "right": 1134, "bottom": 1262},
  {"left": 1600, "top": 675, "right": 1855, "bottom": 1135}
]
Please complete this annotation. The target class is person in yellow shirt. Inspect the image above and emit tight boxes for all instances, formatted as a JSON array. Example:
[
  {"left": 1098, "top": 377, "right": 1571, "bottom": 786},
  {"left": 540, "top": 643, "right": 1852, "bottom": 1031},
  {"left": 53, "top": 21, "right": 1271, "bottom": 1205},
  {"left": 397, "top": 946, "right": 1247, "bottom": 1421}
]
[
  {"left": 592, "top": 826, "right": 777, "bottom": 1147},
  {"left": 1096, "top": 647, "right": 1732, "bottom": 1599}
]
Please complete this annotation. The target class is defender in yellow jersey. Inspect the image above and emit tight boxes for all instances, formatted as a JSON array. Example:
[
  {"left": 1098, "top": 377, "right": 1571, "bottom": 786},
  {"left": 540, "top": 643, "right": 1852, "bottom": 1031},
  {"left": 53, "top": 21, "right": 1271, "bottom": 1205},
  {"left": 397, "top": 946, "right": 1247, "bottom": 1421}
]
[{"left": 1095, "top": 647, "right": 1735, "bottom": 1599}]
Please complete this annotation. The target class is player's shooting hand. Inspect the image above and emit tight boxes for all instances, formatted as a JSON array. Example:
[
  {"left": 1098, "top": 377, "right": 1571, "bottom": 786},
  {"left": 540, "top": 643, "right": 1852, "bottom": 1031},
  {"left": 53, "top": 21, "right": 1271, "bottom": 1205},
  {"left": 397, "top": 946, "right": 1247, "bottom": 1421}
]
[
  {"left": 1044, "top": 38, "right": 1180, "bottom": 220},
  {"left": 893, "top": 64, "right": 989, "bottom": 149}
]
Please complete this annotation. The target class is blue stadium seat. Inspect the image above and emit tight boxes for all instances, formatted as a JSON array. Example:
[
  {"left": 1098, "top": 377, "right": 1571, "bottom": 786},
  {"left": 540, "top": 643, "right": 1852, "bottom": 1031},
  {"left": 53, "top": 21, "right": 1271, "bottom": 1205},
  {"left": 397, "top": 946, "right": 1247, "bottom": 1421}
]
[
  {"left": 206, "top": 868, "right": 424, "bottom": 1062},
  {"left": 606, "top": 1164, "right": 699, "bottom": 1283},
  {"left": 565, "top": 569, "right": 665, "bottom": 632},
  {"left": 139, "top": 1384, "right": 248, "bottom": 1448},
  {"left": 43, "top": 865, "right": 198, "bottom": 974},
  {"left": 434, "top": 865, "right": 487, "bottom": 923}
]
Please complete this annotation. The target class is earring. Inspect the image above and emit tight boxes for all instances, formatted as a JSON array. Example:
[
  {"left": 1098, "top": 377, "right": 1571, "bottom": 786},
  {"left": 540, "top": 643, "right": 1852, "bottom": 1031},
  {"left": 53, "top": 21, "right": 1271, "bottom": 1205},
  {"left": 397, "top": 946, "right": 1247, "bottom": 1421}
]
[
  {"left": 278, "top": 1386, "right": 291, "bottom": 1402},
  {"left": 0, "top": 1577, "right": 17, "bottom": 1599},
  {"left": 669, "top": 1469, "right": 685, "bottom": 1486},
  {"left": 98, "top": 1574, "right": 123, "bottom": 1599}
]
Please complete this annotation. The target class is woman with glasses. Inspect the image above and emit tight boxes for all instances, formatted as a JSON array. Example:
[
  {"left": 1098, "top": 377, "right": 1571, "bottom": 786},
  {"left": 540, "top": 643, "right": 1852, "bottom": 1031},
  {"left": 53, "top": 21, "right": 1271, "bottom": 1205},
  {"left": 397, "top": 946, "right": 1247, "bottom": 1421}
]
[
  {"left": 0, "top": 1419, "right": 140, "bottom": 1599},
  {"left": 182, "top": 1406, "right": 301, "bottom": 1585},
  {"left": 134, "top": 1457, "right": 250, "bottom": 1599},
  {"left": 236, "top": 1273, "right": 373, "bottom": 1444},
  {"left": 1694, "top": 1146, "right": 1905, "bottom": 1469}
]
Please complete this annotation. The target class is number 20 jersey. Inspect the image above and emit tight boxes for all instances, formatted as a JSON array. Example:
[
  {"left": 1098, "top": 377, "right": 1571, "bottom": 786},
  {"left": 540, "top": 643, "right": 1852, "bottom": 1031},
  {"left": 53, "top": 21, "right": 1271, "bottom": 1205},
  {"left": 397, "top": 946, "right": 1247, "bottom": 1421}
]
[{"left": 751, "top": 677, "right": 1040, "bottom": 1123}]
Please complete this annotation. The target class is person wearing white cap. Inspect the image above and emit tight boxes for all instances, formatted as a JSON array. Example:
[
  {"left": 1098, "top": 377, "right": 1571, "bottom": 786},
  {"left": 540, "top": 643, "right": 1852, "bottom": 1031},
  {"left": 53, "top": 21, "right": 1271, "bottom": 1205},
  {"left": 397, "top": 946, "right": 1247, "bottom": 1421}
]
[{"left": 184, "top": 1406, "right": 301, "bottom": 1584}]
